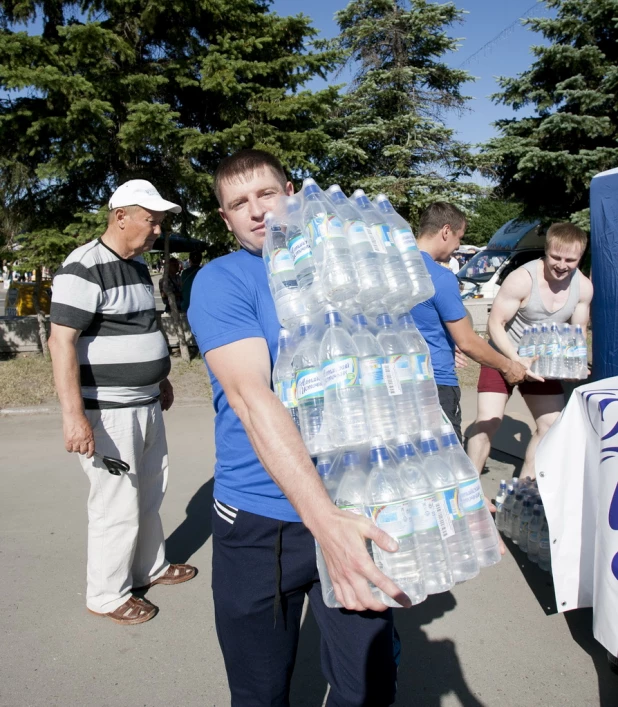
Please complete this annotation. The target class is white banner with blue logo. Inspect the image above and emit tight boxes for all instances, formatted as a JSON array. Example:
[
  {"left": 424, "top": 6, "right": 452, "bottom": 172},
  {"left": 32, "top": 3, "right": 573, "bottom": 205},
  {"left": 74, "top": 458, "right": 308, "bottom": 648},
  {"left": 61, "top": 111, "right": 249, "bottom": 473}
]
[{"left": 536, "top": 377, "right": 618, "bottom": 655}]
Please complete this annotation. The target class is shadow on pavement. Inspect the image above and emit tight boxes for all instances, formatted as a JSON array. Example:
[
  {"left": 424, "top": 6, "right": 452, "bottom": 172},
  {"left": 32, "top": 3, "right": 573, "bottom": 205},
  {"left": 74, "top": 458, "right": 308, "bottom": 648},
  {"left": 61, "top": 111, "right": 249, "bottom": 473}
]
[
  {"left": 502, "top": 537, "right": 558, "bottom": 615},
  {"left": 164, "top": 477, "right": 214, "bottom": 564},
  {"left": 564, "top": 609, "right": 618, "bottom": 707},
  {"left": 464, "top": 415, "right": 532, "bottom": 466},
  {"left": 394, "top": 592, "right": 485, "bottom": 707}
]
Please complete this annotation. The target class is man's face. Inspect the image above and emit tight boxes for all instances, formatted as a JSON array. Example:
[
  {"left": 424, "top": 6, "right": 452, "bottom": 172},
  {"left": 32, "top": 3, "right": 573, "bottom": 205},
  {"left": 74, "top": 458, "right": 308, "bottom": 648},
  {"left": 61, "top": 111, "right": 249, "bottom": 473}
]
[
  {"left": 218, "top": 168, "right": 293, "bottom": 254},
  {"left": 121, "top": 206, "right": 166, "bottom": 255},
  {"left": 544, "top": 242, "right": 584, "bottom": 282},
  {"left": 436, "top": 223, "right": 466, "bottom": 261}
]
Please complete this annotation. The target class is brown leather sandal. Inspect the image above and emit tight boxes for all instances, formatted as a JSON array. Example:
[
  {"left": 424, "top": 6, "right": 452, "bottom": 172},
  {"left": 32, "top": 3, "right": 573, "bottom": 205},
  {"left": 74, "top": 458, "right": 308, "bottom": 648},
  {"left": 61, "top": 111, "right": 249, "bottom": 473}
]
[
  {"left": 88, "top": 596, "right": 157, "bottom": 625},
  {"left": 133, "top": 563, "right": 197, "bottom": 591}
]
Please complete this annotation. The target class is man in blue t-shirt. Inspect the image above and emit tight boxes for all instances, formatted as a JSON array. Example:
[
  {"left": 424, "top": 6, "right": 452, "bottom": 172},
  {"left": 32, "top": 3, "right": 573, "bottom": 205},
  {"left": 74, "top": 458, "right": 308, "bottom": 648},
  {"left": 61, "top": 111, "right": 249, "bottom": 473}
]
[
  {"left": 411, "top": 202, "right": 528, "bottom": 441},
  {"left": 188, "top": 150, "right": 402, "bottom": 706}
]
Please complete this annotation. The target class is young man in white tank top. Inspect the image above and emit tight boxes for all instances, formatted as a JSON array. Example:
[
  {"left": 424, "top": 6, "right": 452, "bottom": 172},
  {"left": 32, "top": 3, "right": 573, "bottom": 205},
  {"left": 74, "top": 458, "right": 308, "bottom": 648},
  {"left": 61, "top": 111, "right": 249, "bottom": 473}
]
[{"left": 466, "top": 223, "right": 593, "bottom": 479}]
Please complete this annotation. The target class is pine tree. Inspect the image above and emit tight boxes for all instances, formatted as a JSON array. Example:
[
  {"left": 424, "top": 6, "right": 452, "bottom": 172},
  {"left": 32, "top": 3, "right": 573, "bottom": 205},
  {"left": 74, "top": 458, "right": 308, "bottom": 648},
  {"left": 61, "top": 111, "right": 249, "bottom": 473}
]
[
  {"left": 463, "top": 196, "right": 523, "bottom": 247},
  {"left": 321, "top": 0, "right": 482, "bottom": 228},
  {"left": 482, "top": 0, "right": 618, "bottom": 228},
  {"left": 0, "top": 0, "right": 340, "bottom": 259}
]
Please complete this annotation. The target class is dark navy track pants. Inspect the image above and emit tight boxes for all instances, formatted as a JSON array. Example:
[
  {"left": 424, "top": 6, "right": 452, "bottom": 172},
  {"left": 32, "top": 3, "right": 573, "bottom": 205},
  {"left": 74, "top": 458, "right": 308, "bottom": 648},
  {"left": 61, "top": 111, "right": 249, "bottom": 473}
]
[{"left": 211, "top": 504, "right": 397, "bottom": 707}]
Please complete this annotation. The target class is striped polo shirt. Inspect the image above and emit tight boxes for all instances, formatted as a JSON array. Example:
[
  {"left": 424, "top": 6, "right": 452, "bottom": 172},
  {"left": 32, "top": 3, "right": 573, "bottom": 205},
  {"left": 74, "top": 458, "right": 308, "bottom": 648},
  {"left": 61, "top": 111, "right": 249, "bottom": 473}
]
[{"left": 50, "top": 238, "right": 171, "bottom": 409}]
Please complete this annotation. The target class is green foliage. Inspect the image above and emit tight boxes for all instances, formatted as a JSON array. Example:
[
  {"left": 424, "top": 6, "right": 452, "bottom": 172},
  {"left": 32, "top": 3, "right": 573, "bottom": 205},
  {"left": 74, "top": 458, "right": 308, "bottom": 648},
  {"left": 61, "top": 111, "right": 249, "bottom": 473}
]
[
  {"left": 320, "top": 0, "right": 483, "bottom": 229},
  {"left": 463, "top": 197, "right": 523, "bottom": 247},
  {"left": 481, "top": 0, "right": 618, "bottom": 228},
  {"left": 0, "top": 0, "right": 341, "bottom": 261}
]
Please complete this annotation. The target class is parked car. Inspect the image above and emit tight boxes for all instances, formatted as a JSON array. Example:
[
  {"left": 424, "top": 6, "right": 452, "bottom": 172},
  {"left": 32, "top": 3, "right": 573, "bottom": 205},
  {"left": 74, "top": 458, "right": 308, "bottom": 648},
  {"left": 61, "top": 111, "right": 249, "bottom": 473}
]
[{"left": 457, "top": 219, "right": 544, "bottom": 301}]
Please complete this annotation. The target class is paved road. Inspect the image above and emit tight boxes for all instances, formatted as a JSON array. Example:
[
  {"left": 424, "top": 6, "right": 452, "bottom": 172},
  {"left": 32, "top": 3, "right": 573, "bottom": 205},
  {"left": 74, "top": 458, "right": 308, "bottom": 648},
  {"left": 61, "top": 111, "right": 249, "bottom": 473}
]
[{"left": 0, "top": 405, "right": 615, "bottom": 707}]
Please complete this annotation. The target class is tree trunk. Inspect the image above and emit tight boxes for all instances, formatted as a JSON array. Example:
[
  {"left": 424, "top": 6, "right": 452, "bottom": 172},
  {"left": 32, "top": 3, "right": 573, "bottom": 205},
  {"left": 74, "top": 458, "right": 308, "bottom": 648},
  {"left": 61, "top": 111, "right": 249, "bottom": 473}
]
[
  {"left": 161, "top": 233, "right": 190, "bottom": 362},
  {"left": 33, "top": 266, "right": 50, "bottom": 359}
]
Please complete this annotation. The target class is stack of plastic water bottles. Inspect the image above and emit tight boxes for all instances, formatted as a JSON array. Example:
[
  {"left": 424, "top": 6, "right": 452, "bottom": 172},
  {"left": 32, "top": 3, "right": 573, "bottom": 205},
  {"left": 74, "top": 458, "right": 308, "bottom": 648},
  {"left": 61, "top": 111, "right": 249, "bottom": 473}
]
[
  {"left": 265, "top": 178, "right": 502, "bottom": 609},
  {"left": 494, "top": 478, "right": 551, "bottom": 572},
  {"left": 518, "top": 323, "right": 588, "bottom": 379}
]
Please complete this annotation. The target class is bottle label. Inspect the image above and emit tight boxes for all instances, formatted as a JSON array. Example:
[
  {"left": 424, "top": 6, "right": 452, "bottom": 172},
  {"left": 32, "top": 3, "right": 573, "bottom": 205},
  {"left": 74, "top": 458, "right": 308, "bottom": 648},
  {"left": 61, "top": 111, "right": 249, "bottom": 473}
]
[
  {"left": 265, "top": 248, "right": 295, "bottom": 276},
  {"left": 346, "top": 220, "right": 372, "bottom": 248},
  {"left": 459, "top": 478, "right": 484, "bottom": 513},
  {"left": 338, "top": 503, "right": 365, "bottom": 517},
  {"left": 410, "top": 353, "right": 432, "bottom": 381},
  {"left": 306, "top": 213, "right": 345, "bottom": 246},
  {"left": 517, "top": 344, "right": 527, "bottom": 357},
  {"left": 576, "top": 344, "right": 587, "bottom": 358},
  {"left": 539, "top": 536, "right": 550, "bottom": 550},
  {"left": 360, "top": 355, "right": 388, "bottom": 388},
  {"left": 288, "top": 234, "right": 313, "bottom": 266},
  {"left": 382, "top": 361, "right": 402, "bottom": 396},
  {"left": 546, "top": 343, "right": 559, "bottom": 357},
  {"left": 389, "top": 354, "right": 414, "bottom": 383},
  {"left": 275, "top": 378, "right": 298, "bottom": 409},
  {"left": 371, "top": 223, "right": 394, "bottom": 249},
  {"left": 433, "top": 491, "right": 456, "bottom": 539},
  {"left": 369, "top": 500, "right": 415, "bottom": 540},
  {"left": 322, "top": 356, "right": 361, "bottom": 390},
  {"left": 296, "top": 367, "right": 324, "bottom": 400},
  {"left": 393, "top": 228, "right": 419, "bottom": 253},
  {"left": 528, "top": 530, "right": 539, "bottom": 543},
  {"left": 407, "top": 494, "right": 438, "bottom": 532},
  {"left": 526, "top": 344, "right": 535, "bottom": 358},
  {"left": 536, "top": 343, "right": 546, "bottom": 357},
  {"left": 364, "top": 224, "right": 387, "bottom": 254},
  {"left": 565, "top": 344, "right": 577, "bottom": 358}
]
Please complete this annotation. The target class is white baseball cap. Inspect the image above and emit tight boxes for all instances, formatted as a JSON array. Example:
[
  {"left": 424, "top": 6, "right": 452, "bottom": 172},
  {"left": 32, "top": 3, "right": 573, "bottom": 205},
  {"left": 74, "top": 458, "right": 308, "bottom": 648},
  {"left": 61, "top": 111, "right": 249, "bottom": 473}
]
[{"left": 108, "top": 179, "right": 181, "bottom": 214}]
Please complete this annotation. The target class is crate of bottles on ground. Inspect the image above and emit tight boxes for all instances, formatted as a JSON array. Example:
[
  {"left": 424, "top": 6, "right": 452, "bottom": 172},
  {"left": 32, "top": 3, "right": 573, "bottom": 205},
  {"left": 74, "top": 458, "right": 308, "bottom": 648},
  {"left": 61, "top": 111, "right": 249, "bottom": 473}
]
[
  {"left": 494, "top": 478, "right": 551, "bottom": 572},
  {"left": 518, "top": 323, "right": 588, "bottom": 380}
]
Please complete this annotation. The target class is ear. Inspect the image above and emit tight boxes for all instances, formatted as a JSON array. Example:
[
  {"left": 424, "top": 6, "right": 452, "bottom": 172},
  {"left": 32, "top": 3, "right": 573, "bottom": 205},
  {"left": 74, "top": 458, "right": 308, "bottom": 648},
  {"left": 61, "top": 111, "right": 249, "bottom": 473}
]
[
  {"left": 285, "top": 181, "right": 294, "bottom": 196},
  {"left": 441, "top": 224, "right": 451, "bottom": 241},
  {"left": 218, "top": 208, "right": 234, "bottom": 233},
  {"left": 115, "top": 208, "right": 127, "bottom": 229}
]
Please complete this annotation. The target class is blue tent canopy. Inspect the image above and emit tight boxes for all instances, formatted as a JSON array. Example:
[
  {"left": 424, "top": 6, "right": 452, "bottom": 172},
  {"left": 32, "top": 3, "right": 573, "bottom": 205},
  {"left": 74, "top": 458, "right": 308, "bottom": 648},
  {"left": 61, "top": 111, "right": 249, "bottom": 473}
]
[{"left": 590, "top": 168, "right": 618, "bottom": 380}]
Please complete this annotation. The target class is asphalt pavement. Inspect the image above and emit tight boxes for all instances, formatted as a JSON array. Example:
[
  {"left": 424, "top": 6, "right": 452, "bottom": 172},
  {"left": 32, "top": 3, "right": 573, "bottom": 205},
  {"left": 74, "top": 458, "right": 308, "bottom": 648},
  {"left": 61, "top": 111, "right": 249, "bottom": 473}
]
[{"left": 1, "top": 404, "right": 616, "bottom": 707}]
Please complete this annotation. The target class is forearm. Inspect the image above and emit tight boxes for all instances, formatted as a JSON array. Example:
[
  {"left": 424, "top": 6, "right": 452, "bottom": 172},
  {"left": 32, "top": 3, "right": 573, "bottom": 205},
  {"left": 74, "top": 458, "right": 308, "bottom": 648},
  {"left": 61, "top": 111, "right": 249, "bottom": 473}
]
[
  {"left": 49, "top": 337, "right": 84, "bottom": 416},
  {"left": 487, "top": 319, "right": 520, "bottom": 361},
  {"left": 232, "top": 387, "right": 335, "bottom": 532}
]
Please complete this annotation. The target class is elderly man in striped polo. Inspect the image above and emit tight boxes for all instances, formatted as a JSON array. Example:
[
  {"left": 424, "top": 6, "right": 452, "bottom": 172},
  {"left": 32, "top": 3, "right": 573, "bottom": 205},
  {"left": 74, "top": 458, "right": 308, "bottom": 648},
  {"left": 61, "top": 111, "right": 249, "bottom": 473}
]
[{"left": 48, "top": 180, "right": 196, "bottom": 625}]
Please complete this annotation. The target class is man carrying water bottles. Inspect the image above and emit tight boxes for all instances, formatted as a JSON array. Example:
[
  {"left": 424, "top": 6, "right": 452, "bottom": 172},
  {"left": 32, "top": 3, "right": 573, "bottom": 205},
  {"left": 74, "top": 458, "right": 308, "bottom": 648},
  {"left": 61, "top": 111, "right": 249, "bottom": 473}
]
[
  {"left": 466, "top": 223, "right": 593, "bottom": 479},
  {"left": 188, "top": 149, "right": 403, "bottom": 707},
  {"left": 411, "top": 203, "right": 529, "bottom": 443}
]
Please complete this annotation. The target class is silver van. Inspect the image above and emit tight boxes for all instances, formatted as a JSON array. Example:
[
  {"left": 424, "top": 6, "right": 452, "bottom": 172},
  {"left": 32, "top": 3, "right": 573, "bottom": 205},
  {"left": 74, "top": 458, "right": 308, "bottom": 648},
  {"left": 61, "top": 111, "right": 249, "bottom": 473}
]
[{"left": 457, "top": 219, "right": 544, "bottom": 301}]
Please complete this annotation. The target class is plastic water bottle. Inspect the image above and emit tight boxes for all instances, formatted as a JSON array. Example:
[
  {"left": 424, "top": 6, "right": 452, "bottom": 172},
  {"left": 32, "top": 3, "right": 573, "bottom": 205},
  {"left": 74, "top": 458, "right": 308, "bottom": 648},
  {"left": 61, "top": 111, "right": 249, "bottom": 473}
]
[
  {"left": 319, "top": 310, "right": 370, "bottom": 447},
  {"left": 283, "top": 196, "right": 327, "bottom": 312},
  {"left": 373, "top": 194, "right": 434, "bottom": 305},
  {"left": 574, "top": 324, "right": 588, "bottom": 379},
  {"left": 293, "top": 320, "right": 330, "bottom": 455},
  {"left": 527, "top": 504, "right": 544, "bottom": 564},
  {"left": 517, "top": 327, "right": 531, "bottom": 359},
  {"left": 350, "top": 190, "right": 415, "bottom": 315},
  {"left": 517, "top": 499, "right": 534, "bottom": 552},
  {"left": 439, "top": 425, "right": 501, "bottom": 568},
  {"left": 375, "top": 313, "right": 422, "bottom": 438},
  {"left": 548, "top": 323, "right": 562, "bottom": 378},
  {"left": 561, "top": 324, "right": 577, "bottom": 379},
  {"left": 528, "top": 324, "right": 539, "bottom": 360},
  {"left": 500, "top": 485, "right": 516, "bottom": 537},
  {"left": 315, "top": 455, "right": 341, "bottom": 608},
  {"left": 508, "top": 492, "right": 525, "bottom": 543},
  {"left": 398, "top": 312, "right": 442, "bottom": 430},
  {"left": 495, "top": 480, "right": 507, "bottom": 511},
  {"left": 325, "top": 185, "right": 389, "bottom": 309},
  {"left": 419, "top": 431, "right": 479, "bottom": 582},
  {"left": 350, "top": 313, "right": 398, "bottom": 440},
  {"left": 536, "top": 323, "right": 550, "bottom": 377},
  {"left": 366, "top": 439, "right": 427, "bottom": 606},
  {"left": 302, "top": 179, "right": 359, "bottom": 304},
  {"left": 263, "top": 212, "right": 306, "bottom": 328},
  {"left": 538, "top": 517, "right": 551, "bottom": 572},
  {"left": 396, "top": 437, "right": 454, "bottom": 594},
  {"left": 273, "top": 328, "right": 300, "bottom": 432}
]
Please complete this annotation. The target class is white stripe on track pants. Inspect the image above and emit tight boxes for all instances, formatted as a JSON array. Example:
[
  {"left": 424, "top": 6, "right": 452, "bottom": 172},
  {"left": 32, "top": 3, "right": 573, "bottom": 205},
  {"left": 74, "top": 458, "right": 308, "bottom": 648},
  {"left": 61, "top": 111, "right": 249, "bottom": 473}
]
[{"left": 79, "top": 402, "right": 169, "bottom": 613}]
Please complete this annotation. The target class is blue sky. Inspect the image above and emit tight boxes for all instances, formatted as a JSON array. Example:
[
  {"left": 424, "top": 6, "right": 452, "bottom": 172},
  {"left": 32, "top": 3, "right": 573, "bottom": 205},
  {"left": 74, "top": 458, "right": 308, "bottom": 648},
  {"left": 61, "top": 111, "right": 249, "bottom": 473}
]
[{"left": 272, "top": 0, "right": 553, "bottom": 146}]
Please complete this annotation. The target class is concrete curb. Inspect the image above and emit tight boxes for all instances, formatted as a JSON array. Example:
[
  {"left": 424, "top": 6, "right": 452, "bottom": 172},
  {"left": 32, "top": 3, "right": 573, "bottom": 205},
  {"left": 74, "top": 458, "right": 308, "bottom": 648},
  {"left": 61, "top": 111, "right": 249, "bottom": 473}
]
[{"left": 0, "top": 399, "right": 211, "bottom": 416}]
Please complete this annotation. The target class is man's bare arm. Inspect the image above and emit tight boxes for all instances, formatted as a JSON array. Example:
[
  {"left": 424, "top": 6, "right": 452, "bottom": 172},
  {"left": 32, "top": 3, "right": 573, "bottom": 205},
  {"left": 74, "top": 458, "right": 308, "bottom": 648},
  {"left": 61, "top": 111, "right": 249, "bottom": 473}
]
[
  {"left": 487, "top": 269, "right": 534, "bottom": 362},
  {"left": 206, "top": 337, "right": 411, "bottom": 612},
  {"left": 48, "top": 323, "right": 95, "bottom": 457},
  {"left": 445, "top": 317, "right": 529, "bottom": 386},
  {"left": 570, "top": 274, "right": 593, "bottom": 330}
]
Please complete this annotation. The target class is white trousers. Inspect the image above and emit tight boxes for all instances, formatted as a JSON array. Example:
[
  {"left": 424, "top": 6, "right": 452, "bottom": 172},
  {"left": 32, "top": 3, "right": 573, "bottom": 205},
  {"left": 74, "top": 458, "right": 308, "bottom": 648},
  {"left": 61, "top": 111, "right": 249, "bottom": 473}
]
[{"left": 79, "top": 403, "right": 169, "bottom": 613}]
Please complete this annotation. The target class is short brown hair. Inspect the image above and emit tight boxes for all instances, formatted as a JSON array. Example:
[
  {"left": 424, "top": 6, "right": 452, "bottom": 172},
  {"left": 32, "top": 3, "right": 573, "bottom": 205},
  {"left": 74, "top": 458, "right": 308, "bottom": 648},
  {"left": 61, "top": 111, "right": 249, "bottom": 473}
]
[
  {"left": 213, "top": 149, "right": 288, "bottom": 206},
  {"left": 418, "top": 202, "right": 467, "bottom": 237},
  {"left": 545, "top": 222, "right": 587, "bottom": 254}
]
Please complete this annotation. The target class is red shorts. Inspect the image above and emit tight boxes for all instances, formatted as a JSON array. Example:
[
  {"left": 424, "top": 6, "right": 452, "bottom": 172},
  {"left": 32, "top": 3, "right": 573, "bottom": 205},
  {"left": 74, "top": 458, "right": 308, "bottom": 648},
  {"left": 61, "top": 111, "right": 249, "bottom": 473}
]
[{"left": 477, "top": 366, "right": 564, "bottom": 397}]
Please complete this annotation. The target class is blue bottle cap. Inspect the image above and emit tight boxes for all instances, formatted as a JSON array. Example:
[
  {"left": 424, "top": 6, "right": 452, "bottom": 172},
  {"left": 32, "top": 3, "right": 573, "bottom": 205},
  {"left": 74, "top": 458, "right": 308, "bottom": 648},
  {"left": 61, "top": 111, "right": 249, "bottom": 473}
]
[
  {"left": 325, "top": 311, "right": 342, "bottom": 326},
  {"left": 327, "top": 186, "right": 346, "bottom": 203},
  {"left": 317, "top": 460, "right": 331, "bottom": 477},
  {"left": 343, "top": 451, "right": 361, "bottom": 466},
  {"left": 304, "top": 183, "right": 320, "bottom": 197},
  {"left": 419, "top": 431, "right": 439, "bottom": 455},
  {"left": 285, "top": 196, "right": 301, "bottom": 213},
  {"left": 370, "top": 446, "right": 390, "bottom": 464},
  {"left": 351, "top": 313, "right": 368, "bottom": 327},
  {"left": 352, "top": 190, "right": 371, "bottom": 208},
  {"left": 398, "top": 312, "right": 414, "bottom": 326},
  {"left": 298, "top": 323, "right": 312, "bottom": 337},
  {"left": 376, "top": 313, "right": 392, "bottom": 327},
  {"left": 397, "top": 443, "right": 416, "bottom": 459}
]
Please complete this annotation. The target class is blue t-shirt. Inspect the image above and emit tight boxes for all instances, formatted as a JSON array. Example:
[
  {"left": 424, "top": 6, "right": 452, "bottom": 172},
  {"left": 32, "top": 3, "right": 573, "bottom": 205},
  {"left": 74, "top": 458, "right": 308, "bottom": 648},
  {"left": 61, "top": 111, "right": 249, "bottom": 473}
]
[
  {"left": 188, "top": 248, "right": 300, "bottom": 522},
  {"left": 411, "top": 251, "right": 466, "bottom": 387}
]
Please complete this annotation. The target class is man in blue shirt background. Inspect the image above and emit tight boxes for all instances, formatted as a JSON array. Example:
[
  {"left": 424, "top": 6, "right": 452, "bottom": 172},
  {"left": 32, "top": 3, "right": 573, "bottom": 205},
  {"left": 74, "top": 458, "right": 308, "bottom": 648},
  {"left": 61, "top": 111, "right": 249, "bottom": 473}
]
[
  {"left": 188, "top": 150, "right": 404, "bottom": 707},
  {"left": 411, "top": 202, "right": 528, "bottom": 441}
]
